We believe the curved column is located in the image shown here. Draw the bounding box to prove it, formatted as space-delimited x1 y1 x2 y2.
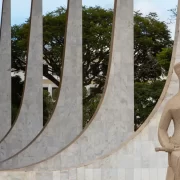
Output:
0 0 11 140
21 0 180 176
0 0 82 169
0 0 133 170
2 0 178 177
0 0 43 161
0 0 178 179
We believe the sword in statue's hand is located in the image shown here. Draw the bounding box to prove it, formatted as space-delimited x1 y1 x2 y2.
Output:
155 147 180 152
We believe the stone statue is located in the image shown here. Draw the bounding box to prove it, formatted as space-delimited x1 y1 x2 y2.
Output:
157 62 180 180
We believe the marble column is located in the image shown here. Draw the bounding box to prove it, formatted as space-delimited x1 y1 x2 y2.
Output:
0 0 43 161
0 0 82 169
0 0 133 170
0 0 11 140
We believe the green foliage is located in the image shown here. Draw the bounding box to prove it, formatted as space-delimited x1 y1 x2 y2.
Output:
11 24 29 72
168 6 177 22
83 87 101 128
52 88 59 100
12 106 19 125
11 76 24 124
11 7 173 130
43 7 66 77
11 75 55 125
134 12 173 82
43 90 55 125
134 80 165 130
156 48 172 76
83 6 113 89
133 12 172 129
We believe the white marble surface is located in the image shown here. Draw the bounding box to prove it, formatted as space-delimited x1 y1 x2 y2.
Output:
0 0 134 170
0 0 179 179
0 0 11 141
0 0 82 169
0 0 43 162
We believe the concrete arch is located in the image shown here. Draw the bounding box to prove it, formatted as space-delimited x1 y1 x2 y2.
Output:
0 0 177 179
0 0 83 168
0 0 43 161
0 0 11 140
0 0 134 170
17 0 179 178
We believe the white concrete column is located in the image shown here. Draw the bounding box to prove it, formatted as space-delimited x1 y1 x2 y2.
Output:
0 0 11 140
0 0 133 170
0 0 83 169
0 0 43 162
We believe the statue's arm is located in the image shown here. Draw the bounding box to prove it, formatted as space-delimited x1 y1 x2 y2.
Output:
158 106 172 148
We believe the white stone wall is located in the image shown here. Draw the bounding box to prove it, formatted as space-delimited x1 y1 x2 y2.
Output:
0 0 179 179
0 67 177 178
0 0 11 140
0 0 43 162
0 0 134 171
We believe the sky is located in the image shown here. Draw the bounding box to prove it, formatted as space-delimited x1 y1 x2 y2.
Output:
0 0 178 38
134 0 178 38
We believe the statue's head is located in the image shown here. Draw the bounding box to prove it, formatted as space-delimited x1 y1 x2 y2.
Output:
174 62 180 78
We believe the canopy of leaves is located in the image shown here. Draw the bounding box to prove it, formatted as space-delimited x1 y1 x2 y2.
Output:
12 76 55 125
11 7 173 130
134 80 166 130
156 47 172 76
43 90 55 125
83 87 101 128
12 76 24 124
134 12 173 82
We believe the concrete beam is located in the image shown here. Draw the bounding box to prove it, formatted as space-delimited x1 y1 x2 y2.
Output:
0 0 133 170
0 0 82 169
0 0 11 140
0 0 43 161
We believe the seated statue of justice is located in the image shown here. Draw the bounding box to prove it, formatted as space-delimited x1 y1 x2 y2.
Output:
156 62 180 180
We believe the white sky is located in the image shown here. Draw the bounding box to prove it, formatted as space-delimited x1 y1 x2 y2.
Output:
134 0 178 38
0 0 178 38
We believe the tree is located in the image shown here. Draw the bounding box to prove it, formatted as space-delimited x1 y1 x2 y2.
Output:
11 7 67 86
83 87 101 128
12 75 24 124
134 80 166 130
43 90 55 125
82 7 113 103
134 12 173 82
156 47 172 76
11 7 173 129
12 76 55 125
169 6 177 20
134 12 173 128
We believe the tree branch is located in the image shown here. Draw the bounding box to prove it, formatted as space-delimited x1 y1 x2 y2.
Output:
43 65 60 86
